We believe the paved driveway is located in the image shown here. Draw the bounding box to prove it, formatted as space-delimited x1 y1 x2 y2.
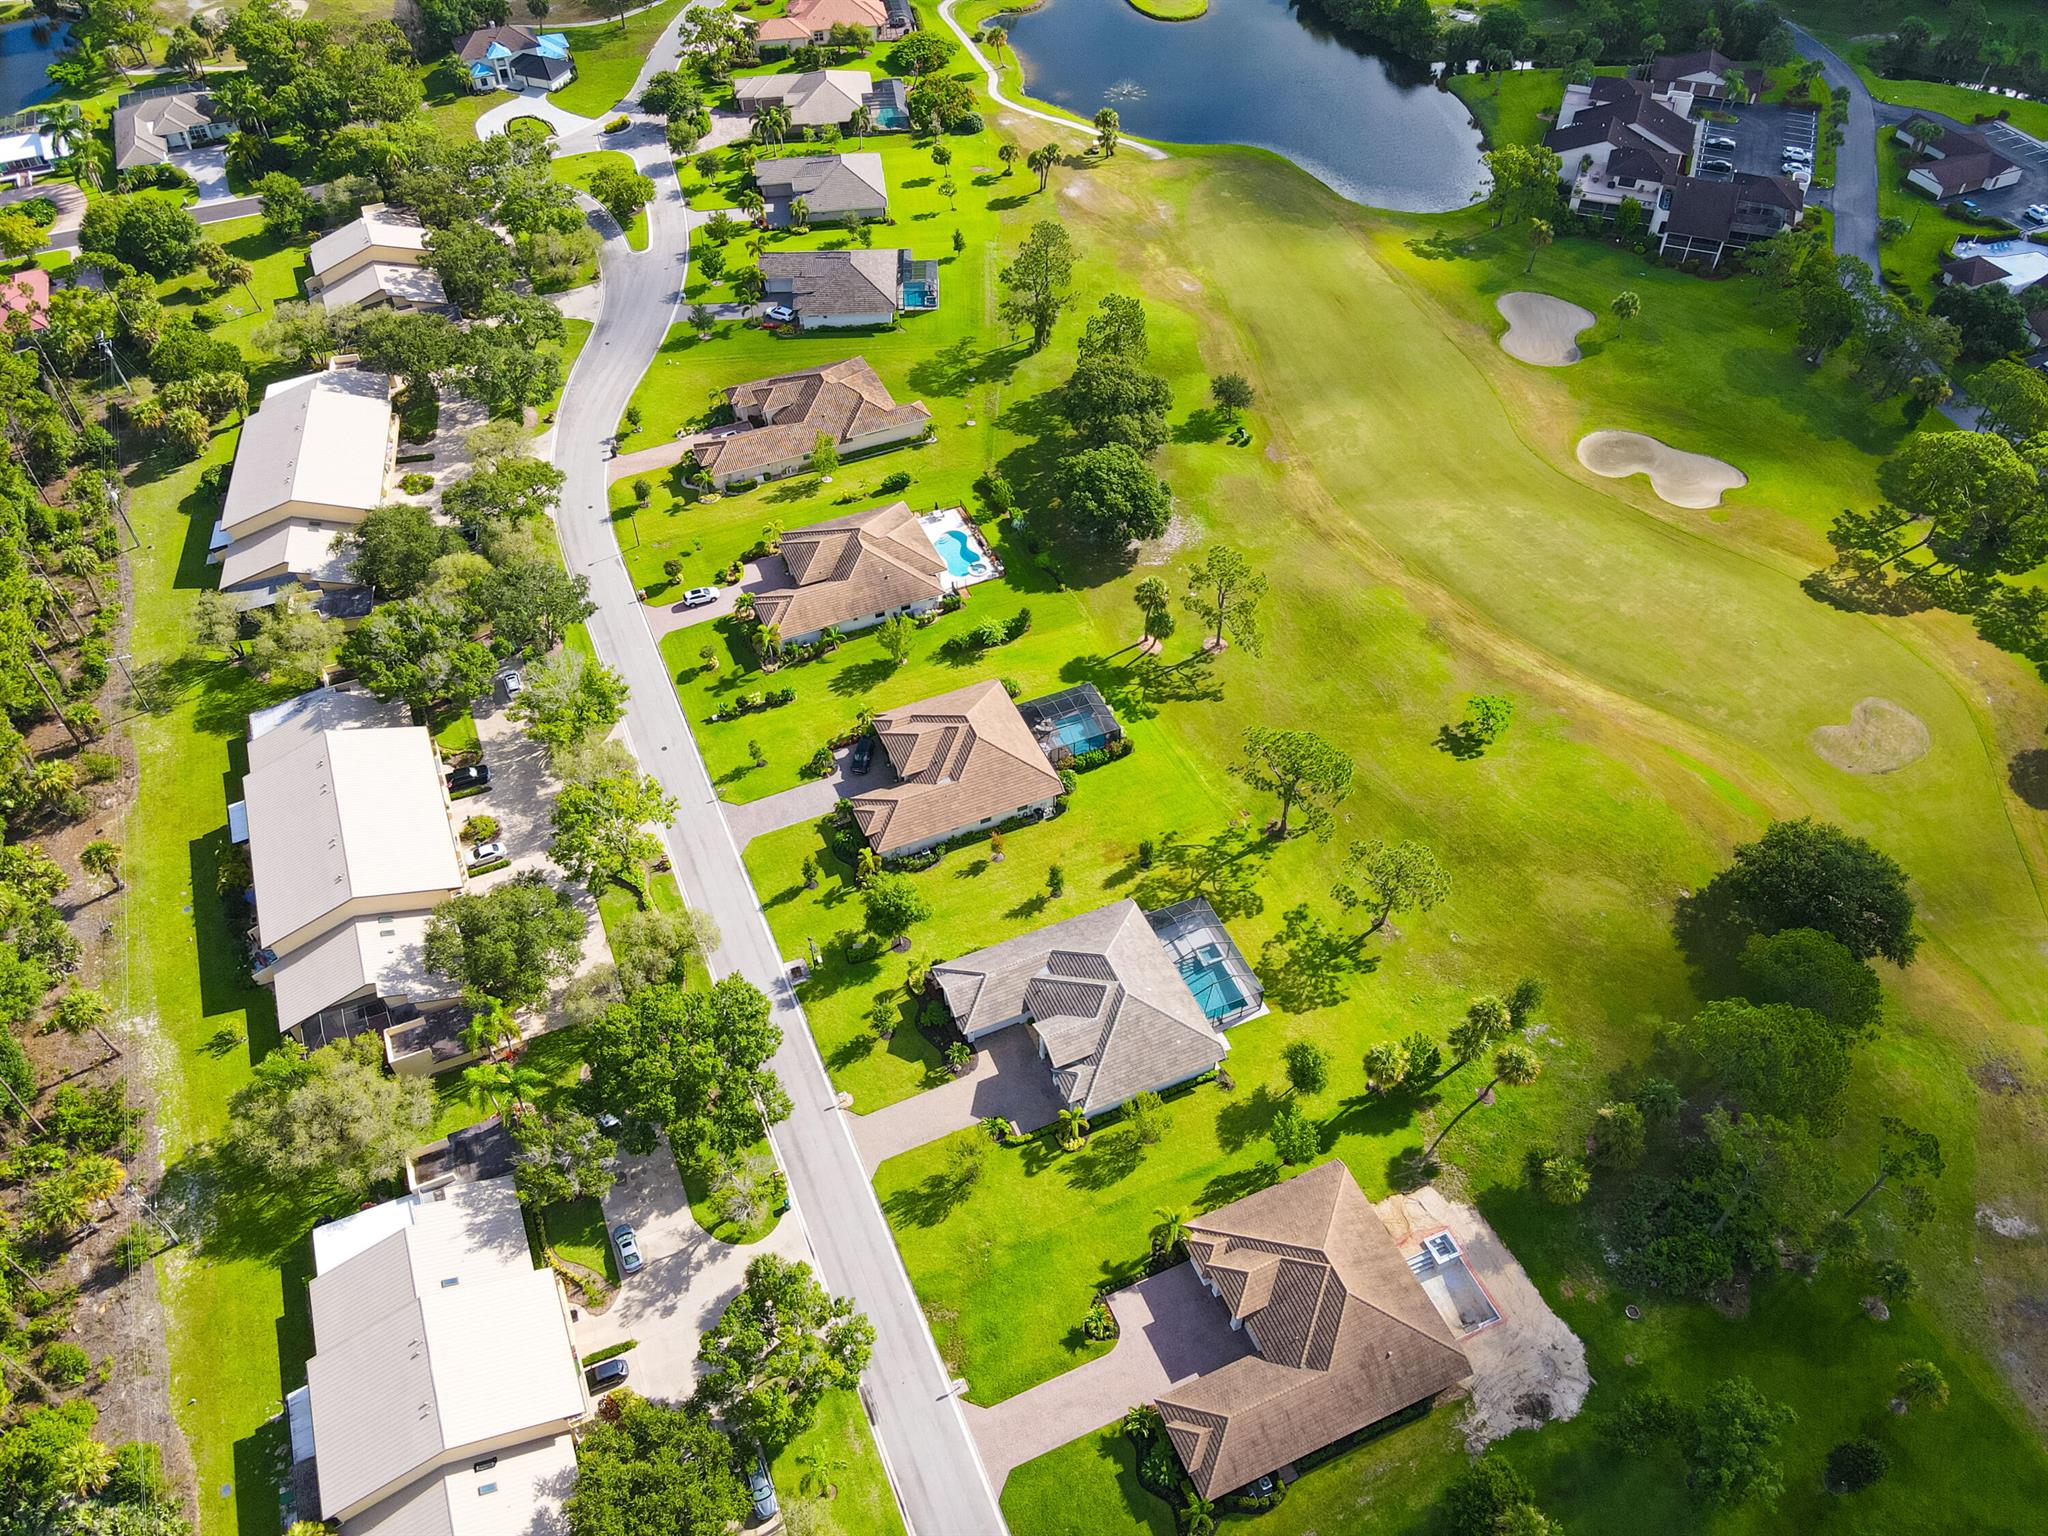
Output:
721 744 897 846
170 145 231 202
572 1143 811 1402
960 1262 1253 1486
851 1025 1063 1167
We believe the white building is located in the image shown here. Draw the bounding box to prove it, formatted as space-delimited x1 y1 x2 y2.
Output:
309 204 448 315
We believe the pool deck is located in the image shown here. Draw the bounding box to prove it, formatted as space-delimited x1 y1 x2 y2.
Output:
918 506 1001 589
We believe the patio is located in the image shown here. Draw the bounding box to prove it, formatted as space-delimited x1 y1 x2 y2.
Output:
918 505 1002 589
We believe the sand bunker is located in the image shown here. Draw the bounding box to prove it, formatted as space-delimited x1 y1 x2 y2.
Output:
1577 430 1746 509
1496 292 1595 366
1810 697 1931 775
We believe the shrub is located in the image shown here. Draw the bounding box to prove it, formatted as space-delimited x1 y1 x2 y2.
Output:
42 1341 91 1386
1082 1299 1116 1340
877 470 912 493
461 815 500 844
76 751 121 784
604 115 631 133
803 746 834 778
953 111 984 134
399 472 433 494
1269 1103 1319 1163
1000 677 1021 697
1826 1438 1890 1493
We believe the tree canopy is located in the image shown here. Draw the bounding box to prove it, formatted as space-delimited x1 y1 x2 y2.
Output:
563 1392 748 1536
423 873 587 1012
226 1035 433 1198
693 1253 875 1451
1679 818 1918 968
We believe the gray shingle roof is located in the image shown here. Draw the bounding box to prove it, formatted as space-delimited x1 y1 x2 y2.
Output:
112 87 228 169
754 151 889 216
761 247 903 319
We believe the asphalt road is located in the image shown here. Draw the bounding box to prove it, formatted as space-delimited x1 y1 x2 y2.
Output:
1789 24 1880 272
540 28 1008 1536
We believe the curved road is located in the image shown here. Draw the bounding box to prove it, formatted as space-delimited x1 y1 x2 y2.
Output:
1789 24 1880 271
531 27 1008 1536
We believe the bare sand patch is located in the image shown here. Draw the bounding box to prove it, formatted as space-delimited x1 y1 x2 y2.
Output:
1577 429 1746 509
1496 291 1595 366
1809 697 1931 775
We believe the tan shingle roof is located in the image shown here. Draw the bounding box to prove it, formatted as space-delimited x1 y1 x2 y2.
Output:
698 357 929 480
733 69 872 126
850 679 1064 855
1158 1162 1470 1498
752 501 944 637
931 899 1227 1113
221 368 394 532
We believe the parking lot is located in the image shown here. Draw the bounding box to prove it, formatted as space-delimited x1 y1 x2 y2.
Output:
1939 116 2048 229
1693 99 1818 184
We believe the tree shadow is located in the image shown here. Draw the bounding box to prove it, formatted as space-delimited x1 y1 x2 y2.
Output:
2009 747 2048 810
1256 905 1377 1013
1215 1083 1283 1153
1435 723 1487 759
880 1168 979 1229
1004 890 1050 922
1200 1159 1278 1209
827 657 899 697
1404 230 1484 261
1171 406 1231 445
1132 823 1272 922
1064 1128 1143 1191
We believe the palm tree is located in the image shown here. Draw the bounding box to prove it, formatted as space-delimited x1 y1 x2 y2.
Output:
849 104 872 147
998 142 1018 177
165 24 212 81
1424 1043 1540 1161
1120 1403 1162 1440
41 101 86 156
1028 142 1059 193
788 196 810 233
52 1437 115 1498
80 839 121 894
1056 1106 1089 1150
1894 1359 1948 1413
1150 1206 1188 1257
754 102 791 147
738 187 765 225
1180 1489 1217 1536
985 24 1008 63
1524 217 1552 274
61 135 109 193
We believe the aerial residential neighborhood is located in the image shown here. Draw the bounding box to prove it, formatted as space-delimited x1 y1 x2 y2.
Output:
2 2 2047 1536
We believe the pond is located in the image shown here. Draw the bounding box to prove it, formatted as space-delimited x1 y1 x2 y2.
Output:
995 0 1487 212
0 20 69 114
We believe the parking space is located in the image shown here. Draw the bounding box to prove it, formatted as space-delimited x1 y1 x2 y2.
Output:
1982 119 2048 172
1693 100 1817 183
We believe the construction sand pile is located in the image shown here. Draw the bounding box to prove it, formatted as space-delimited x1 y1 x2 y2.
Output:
1496 292 1595 366
1577 429 1746 509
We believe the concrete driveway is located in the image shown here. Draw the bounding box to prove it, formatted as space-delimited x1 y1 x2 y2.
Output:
170 145 230 203
721 741 898 846
571 1143 811 1403
477 89 605 141
960 1262 1254 1487
851 1025 1062 1168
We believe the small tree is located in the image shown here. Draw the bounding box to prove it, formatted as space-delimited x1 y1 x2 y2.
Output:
1537 1155 1590 1204
1094 106 1120 157
1132 575 1174 647
1057 1105 1089 1150
79 840 122 894
1234 727 1353 838
1893 1359 1947 1413
1182 546 1266 654
1331 838 1450 935
1424 1042 1538 1161
808 432 839 478
861 874 931 945
1128 1090 1168 1146
1461 693 1514 747
1686 1377 1796 1510
1046 863 1065 897
1281 1039 1330 1097
1524 218 1553 274
1269 1102 1319 1164
876 614 914 666
1825 1439 1889 1494
1150 1206 1188 1257
1210 373 1254 419
1610 289 1642 331
1363 1039 1409 1094
1843 1117 1944 1223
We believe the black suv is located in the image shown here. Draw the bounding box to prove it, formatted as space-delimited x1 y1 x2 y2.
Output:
849 733 875 775
447 763 490 792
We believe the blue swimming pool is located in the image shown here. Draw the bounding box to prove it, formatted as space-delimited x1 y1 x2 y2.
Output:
902 279 937 309
1040 711 1109 755
1178 946 1248 1020
932 528 985 579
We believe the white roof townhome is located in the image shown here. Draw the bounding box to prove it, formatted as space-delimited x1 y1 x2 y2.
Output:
309 204 448 315
238 687 466 1039
211 365 398 598
290 1178 586 1536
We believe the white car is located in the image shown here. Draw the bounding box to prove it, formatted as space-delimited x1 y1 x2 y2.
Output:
468 840 505 868
680 586 718 608
1782 146 1812 162
763 304 796 323
496 667 523 700
1706 134 1736 149
2025 204 2048 223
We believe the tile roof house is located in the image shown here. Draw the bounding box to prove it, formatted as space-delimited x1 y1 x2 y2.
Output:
931 898 1243 1114
850 679 1066 857
734 69 873 127
1157 1161 1472 1499
762 247 935 328
754 151 890 227
1659 172 1804 265
309 204 448 315
111 85 232 169
752 500 948 644
211 366 397 599
0 265 49 333
241 701 466 1038
695 356 930 488
1938 236 2048 292
1895 119 2024 198
457 24 575 92
755 0 899 50
293 1178 586 1535
1544 76 1699 228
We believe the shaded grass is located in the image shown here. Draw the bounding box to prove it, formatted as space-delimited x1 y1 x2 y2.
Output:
538 1194 621 1283
679 1132 785 1245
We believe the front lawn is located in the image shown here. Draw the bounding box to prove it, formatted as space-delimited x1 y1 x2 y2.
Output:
553 149 651 251
539 1194 621 1282
1874 134 2007 294
768 1387 908 1536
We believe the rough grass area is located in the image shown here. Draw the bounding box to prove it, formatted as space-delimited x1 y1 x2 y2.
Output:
552 0 693 118
1849 46 2048 144
768 1387 909 1536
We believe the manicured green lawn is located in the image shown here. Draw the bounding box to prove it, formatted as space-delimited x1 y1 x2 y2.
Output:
768 1387 908 1536
680 1133 786 1244
1124 0 1206 18
1446 67 1601 149
553 149 651 251
1874 133 2011 294
552 0 693 118
1849 47 2048 144
431 707 481 756
150 217 312 363
539 1194 621 1282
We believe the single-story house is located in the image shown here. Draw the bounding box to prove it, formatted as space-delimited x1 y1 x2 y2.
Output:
211 365 397 598
112 85 232 170
762 247 936 327
752 500 947 645
849 679 1066 857
755 0 899 51
932 896 1264 1114
695 355 930 488
239 687 466 1040
1940 236 2048 292
754 151 889 227
0 127 58 183
1157 1161 1472 1500
308 203 447 314
456 24 575 92
1895 118 2023 198
1658 172 1804 266
292 1177 586 1535
734 69 873 128
0 266 49 333
1648 47 1762 104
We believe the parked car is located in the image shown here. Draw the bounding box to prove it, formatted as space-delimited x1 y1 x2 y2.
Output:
1782 145 1812 161
596 1111 622 1133
680 586 718 609
848 732 875 775
1781 161 1808 175
447 763 490 792
585 1356 629 1392
2026 203 2048 223
1705 134 1736 149
1961 198 1982 213
747 1455 778 1523
1701 158 1733 174
468 840 506 868
611 1223 643 1275
763 304 796 323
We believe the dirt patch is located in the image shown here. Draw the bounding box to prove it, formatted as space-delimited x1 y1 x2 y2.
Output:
1809 697 1931 775
1495 292 1595 367
1577 429 1746 510
1973 1055 2032 1096
1162 268 1203 295
1979 1205 2043 1240
1375 1186 1591 1451
1134 512 1199 566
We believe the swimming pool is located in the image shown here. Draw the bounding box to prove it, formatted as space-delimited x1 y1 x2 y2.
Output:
1038 711 1110 755
932 527 986 579
902 279 936 309
1178 945 1248 1020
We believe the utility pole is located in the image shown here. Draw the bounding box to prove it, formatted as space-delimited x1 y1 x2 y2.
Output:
25 630 84 747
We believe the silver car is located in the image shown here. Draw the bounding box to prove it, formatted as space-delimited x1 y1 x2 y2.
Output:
611 1223 643 1275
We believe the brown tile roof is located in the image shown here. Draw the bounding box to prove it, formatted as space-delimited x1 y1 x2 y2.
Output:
931 900 1226 1113
757 0 887 35
456 23 543 62
851 679 1064 856
1913 134 2019 195
1158 1162 1470 1499
698 357 929 481
752 500 945 637
1943 253 2010 287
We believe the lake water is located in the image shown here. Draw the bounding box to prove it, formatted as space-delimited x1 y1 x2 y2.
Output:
997 0 1487 212
0 20 69 115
